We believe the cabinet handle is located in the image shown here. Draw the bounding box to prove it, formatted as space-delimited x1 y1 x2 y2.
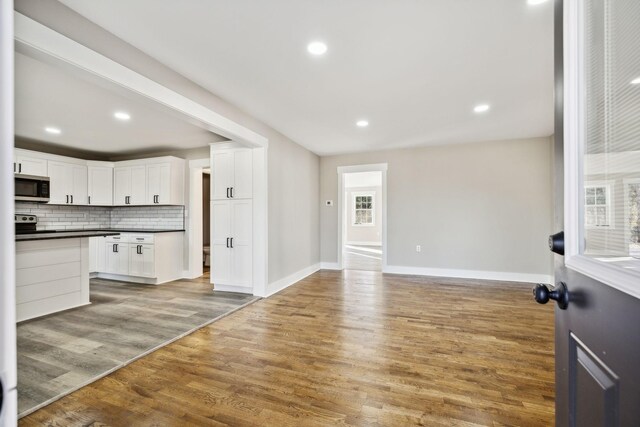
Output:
19 163 22 173
66 195 69 204
230 237 233 248
113 244 118 253
88 196 91 205
13 162 16 173
226 187 229 198
71 195 73 204
230 187 234 198
226 237 229 248
137 245 142 255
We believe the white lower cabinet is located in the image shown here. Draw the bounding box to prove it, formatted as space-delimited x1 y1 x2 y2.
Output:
210 200 252 290
105 241 129 275
129 244 155 278
92 232 183 284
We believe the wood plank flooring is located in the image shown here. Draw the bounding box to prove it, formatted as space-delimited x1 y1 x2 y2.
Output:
343 245 382 271
20 270 555 426
17 272 257 417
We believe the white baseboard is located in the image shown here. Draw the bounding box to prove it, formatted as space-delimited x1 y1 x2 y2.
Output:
265 263 321 297
214 284 253 294
320 262 341 270
345 241 382 246
383 265 553 284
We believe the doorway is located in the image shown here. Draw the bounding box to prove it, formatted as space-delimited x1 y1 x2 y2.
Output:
337 164 388 272
202 169 211 278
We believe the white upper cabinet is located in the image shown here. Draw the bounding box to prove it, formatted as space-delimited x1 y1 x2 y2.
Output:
87 163 114 206
211 148 252 200
14 149 186 206
14 151 47 176
115 158 184 206
114 165 147 205
47 160 88 205
146 159 184 205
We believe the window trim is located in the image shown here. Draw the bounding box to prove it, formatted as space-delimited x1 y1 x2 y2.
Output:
352 191 375 227
584 180 615 230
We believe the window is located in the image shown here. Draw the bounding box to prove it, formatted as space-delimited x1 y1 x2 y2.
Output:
585 183 614 228
352 193 374 226
624 180 640 257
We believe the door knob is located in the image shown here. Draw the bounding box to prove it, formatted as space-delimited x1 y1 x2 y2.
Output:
533 282 569 310
549 231 564 255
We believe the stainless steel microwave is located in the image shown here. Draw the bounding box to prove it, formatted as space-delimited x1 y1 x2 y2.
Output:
15 174 50 203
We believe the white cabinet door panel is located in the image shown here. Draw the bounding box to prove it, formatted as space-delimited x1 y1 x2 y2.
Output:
232 150 252 199
16 155 47 176
113 167 131 206
147 163 171 204
105 242 128 275
231 200 252 286
130 165 147 205
211 201 231 284
71 165 87 205
88 166 113 205
211 151 232 200
47 161 70 205
129 244 155 277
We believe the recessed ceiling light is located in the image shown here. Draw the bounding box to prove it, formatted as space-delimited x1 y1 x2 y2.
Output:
356 120 369 128
474 104 490 113
527 0 549 5
307 41 328 56
114 111 131 121
44 127 61 134
631 77 640 85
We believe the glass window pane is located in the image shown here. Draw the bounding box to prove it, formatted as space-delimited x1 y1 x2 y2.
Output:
583 0 640 269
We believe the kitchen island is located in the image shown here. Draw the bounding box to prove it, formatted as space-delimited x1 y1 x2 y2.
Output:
15 230 120 322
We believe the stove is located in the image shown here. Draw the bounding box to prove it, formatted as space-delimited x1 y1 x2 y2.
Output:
15 214 40 234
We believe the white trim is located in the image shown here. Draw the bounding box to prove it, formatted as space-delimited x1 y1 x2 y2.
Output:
345 241 382 246
563 0 640 300
0 1 17 425
337 163 388 174
383 265 553 284
265 263 321 298
337 164 388 271
213 284 254 294
186 158 210 279
14 12 267 148
320 262 341 270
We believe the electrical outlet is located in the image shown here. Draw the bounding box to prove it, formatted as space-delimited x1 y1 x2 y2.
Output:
416 245 421 253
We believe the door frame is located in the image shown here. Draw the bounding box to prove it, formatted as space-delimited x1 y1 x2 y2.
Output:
0 0 17 425
337 163 388 270
563 0 640 299
185 158 210 279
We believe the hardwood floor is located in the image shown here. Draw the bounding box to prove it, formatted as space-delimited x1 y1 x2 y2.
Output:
17 273 256 417
343 245 382 271
20 270 555 426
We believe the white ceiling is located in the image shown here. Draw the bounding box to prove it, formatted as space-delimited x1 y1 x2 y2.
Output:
59 0 555 156
345 171 382 188
15 53 226 154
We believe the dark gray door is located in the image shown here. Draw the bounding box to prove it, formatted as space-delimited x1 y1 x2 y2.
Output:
541 1 640 426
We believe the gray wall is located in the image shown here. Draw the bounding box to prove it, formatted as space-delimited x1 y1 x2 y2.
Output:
16 1 321 285
321 137 554 276
345 186 382 245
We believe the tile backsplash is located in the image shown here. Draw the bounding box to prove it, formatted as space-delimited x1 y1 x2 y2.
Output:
15 203 185 231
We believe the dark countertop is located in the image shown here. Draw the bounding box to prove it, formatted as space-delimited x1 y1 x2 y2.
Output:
16 230 121 242
15 228 185 242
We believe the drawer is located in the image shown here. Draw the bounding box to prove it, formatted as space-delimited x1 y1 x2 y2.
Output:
129 234 155 244
105 234 128 243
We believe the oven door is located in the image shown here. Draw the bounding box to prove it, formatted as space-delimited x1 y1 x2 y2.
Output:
14 174 49 202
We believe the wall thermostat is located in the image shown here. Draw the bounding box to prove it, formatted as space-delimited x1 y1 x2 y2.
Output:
325 200 333 206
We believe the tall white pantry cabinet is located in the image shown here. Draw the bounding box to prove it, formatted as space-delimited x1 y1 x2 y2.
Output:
210 147 253 293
